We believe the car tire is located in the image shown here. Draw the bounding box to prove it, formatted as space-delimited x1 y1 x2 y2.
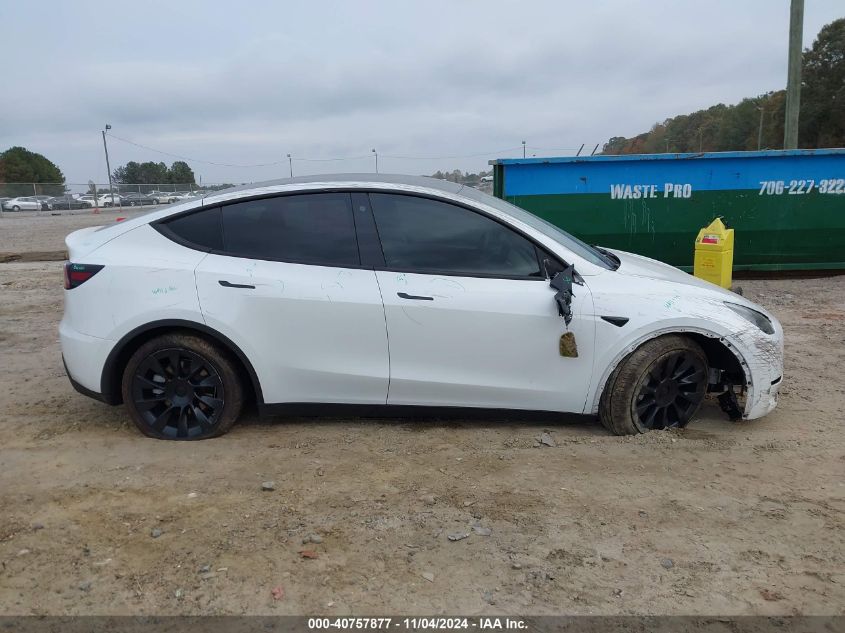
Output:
12 205 20 211
599 335 708 435
121 333 244 440
129 201 136 206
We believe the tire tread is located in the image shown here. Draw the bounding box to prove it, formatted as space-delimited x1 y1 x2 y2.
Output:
598 335 707 435
120 333 243 440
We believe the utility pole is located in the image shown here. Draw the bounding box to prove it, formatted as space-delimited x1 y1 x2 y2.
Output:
372 149 378 173
757 106 766 150
287 154 293 178
102 125 115 206
783 0 804 149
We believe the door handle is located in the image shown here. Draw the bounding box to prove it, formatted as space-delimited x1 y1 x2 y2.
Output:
397 292 433 301
219 280 255 289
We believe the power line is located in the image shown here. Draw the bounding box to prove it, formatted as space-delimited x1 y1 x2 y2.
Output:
525 145 582 152
294 155 372 162
106 133 287 168
381 147 525 160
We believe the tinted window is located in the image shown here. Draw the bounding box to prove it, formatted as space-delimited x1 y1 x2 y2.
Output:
221 193 359 266
455 186 614 270
163 207 223 251
369 193 541 277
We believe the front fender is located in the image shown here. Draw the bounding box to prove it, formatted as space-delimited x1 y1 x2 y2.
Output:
583 281 781 419
585 322 754 416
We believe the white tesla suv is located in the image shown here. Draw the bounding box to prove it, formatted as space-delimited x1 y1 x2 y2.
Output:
60 175 783 440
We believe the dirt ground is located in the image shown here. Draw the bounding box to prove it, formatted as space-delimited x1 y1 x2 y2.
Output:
0 212 843 616
0 208 150 259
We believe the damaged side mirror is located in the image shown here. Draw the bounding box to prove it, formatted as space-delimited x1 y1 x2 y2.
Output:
549 264 575 326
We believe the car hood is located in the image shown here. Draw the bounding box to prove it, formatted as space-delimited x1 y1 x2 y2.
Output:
606 247 739 299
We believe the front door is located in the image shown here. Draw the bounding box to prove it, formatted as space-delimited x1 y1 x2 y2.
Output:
367 192 596 413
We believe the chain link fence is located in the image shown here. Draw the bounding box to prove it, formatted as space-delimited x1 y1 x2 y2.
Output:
0 182 236 215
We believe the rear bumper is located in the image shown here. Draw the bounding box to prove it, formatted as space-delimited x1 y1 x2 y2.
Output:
62 356 110 404
59 318 116 403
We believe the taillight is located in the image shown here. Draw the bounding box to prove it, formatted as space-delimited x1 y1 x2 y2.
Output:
63 262 104 289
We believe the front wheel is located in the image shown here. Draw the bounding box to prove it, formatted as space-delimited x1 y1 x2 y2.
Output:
599 335 708 435
121 334 244 440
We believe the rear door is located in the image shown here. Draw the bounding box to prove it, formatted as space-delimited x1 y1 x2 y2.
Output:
162 192 390 406
366 192 596 413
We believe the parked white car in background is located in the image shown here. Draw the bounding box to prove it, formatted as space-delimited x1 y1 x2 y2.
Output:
77 194 120 208
149 192 179 204
171 192 197 201
60 174 783 440
78 195 102 208
2 196 42 211
99 193 122 207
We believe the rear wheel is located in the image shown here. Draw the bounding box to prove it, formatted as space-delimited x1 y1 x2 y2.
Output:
12 205 20 211
599 335 708 435
121 334 243 440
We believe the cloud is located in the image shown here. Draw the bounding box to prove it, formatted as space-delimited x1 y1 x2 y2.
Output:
1 0 842 184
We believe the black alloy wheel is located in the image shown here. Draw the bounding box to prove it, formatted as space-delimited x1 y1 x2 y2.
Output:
131 348 225 439
632 350 707 429
599 335 710 435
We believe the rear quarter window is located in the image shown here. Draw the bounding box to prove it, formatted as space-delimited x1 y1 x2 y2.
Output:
159 207 223 251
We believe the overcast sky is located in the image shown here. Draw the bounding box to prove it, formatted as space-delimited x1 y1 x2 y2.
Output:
1 0 842 186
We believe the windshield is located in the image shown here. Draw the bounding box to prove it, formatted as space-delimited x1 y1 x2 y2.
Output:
456 185 615 270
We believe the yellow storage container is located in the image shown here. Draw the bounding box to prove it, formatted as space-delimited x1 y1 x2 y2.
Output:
693 217 734 289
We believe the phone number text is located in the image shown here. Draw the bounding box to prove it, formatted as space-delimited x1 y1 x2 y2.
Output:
758 178 844 195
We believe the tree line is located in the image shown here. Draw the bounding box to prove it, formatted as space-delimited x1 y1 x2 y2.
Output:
0 147 66 196
602 18 844 155
112 160 196 186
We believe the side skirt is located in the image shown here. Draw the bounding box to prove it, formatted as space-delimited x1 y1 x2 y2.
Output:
258 402 597 424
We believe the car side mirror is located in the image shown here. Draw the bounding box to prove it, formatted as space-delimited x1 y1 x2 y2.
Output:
549 265 576 325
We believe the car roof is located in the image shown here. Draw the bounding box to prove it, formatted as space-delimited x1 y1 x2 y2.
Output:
209 173 466 198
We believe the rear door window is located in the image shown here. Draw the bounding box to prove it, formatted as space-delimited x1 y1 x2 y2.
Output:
221 193 359 266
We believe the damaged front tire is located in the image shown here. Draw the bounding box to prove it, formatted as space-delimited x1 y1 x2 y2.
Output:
599 335 709 435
